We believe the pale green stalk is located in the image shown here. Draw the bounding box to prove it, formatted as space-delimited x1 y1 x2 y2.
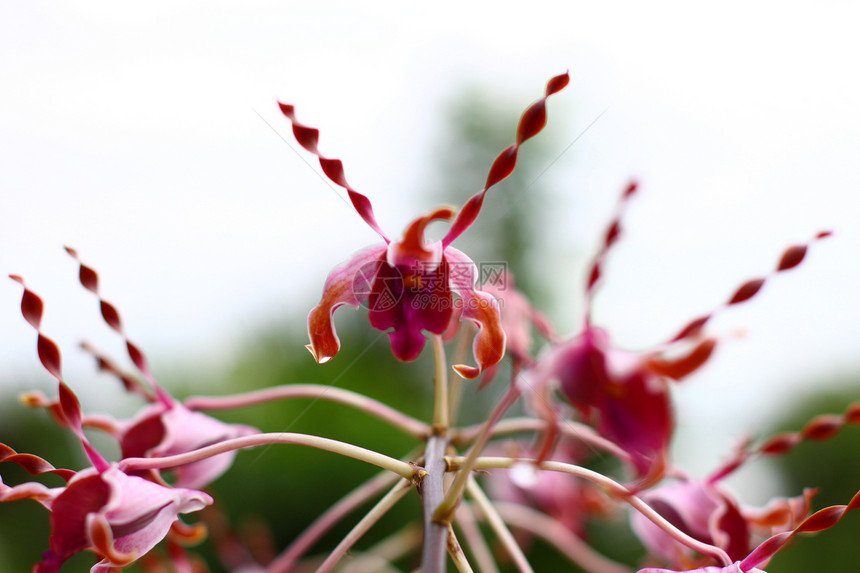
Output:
456 456 733 567
185 384 430 439
316 479 413 573
447 525 474 573
119 433 419 480
466 476 534 573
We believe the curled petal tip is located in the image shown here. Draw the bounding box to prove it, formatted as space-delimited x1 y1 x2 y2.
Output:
452 364 480 380
277 101 295 117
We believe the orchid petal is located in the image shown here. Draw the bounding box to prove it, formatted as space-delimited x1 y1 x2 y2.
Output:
385 206 453 269
94 467 211 568
0 476 62 509
637 564 762 573
154 405 257 489
277 103 390 242
445 247 505 379
443 72 570 247
121 402 257 489
307 244 387 363
369 256 453 362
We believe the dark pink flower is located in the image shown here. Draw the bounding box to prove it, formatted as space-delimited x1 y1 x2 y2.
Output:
6 277 213 571
279 72 569 378
520 184 829 477
637 565 765 573
631 453 816 572
119 401 257 490
36 465 211 573
631 478 750 565
62 249 259 489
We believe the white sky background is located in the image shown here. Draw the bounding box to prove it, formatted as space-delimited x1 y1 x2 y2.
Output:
1 1 859 486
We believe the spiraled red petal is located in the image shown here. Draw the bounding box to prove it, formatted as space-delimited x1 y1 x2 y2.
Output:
777 245 807 271
729 279 765 305
647 339 717 381
443 72 569 247
277 102 389 242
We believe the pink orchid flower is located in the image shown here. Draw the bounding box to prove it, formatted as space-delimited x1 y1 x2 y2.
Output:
635 487 860 572
631 448 816 571
637 565 765 573
631 478 751 566
62 249 258 489
3 279 212 572
37 464 211 573
2 440 211 573
451 270 556 387
520 184 830 477
278 72 569 378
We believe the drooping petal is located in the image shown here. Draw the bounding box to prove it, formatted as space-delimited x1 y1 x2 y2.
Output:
444 247 505 379
93 467 211 569
637 564 762 573
38 471 112 572
632 479 749 565
120 402 257 489
307 244 388 363
153 405 257 489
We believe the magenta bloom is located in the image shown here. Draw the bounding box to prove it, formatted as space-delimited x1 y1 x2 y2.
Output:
279 72 569 378
521 185 829 477
1 386 210 573
62 249 258 489
119 401 257 489
36 465 211 573
631 458 816 571
637 565 765 573
631 478 750 565
6 277 214 571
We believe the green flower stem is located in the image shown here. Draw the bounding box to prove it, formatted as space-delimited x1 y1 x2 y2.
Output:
431 334 449 434
447 524 474 573
119 433 420 481
185 384 430 439
466 476 534 573
454 504 500 573
266 470 402 573
491 501 633 573
433 385 520 525
316 479 414 573
453 456 733 567
450 416 633 464
447 325 473 423
342 523 422 573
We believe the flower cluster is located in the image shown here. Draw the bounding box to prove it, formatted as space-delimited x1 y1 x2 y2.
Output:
1 72 857 573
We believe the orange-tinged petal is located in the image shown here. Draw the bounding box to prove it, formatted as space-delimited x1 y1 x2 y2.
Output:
445 247 506 379
307 244 387 363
